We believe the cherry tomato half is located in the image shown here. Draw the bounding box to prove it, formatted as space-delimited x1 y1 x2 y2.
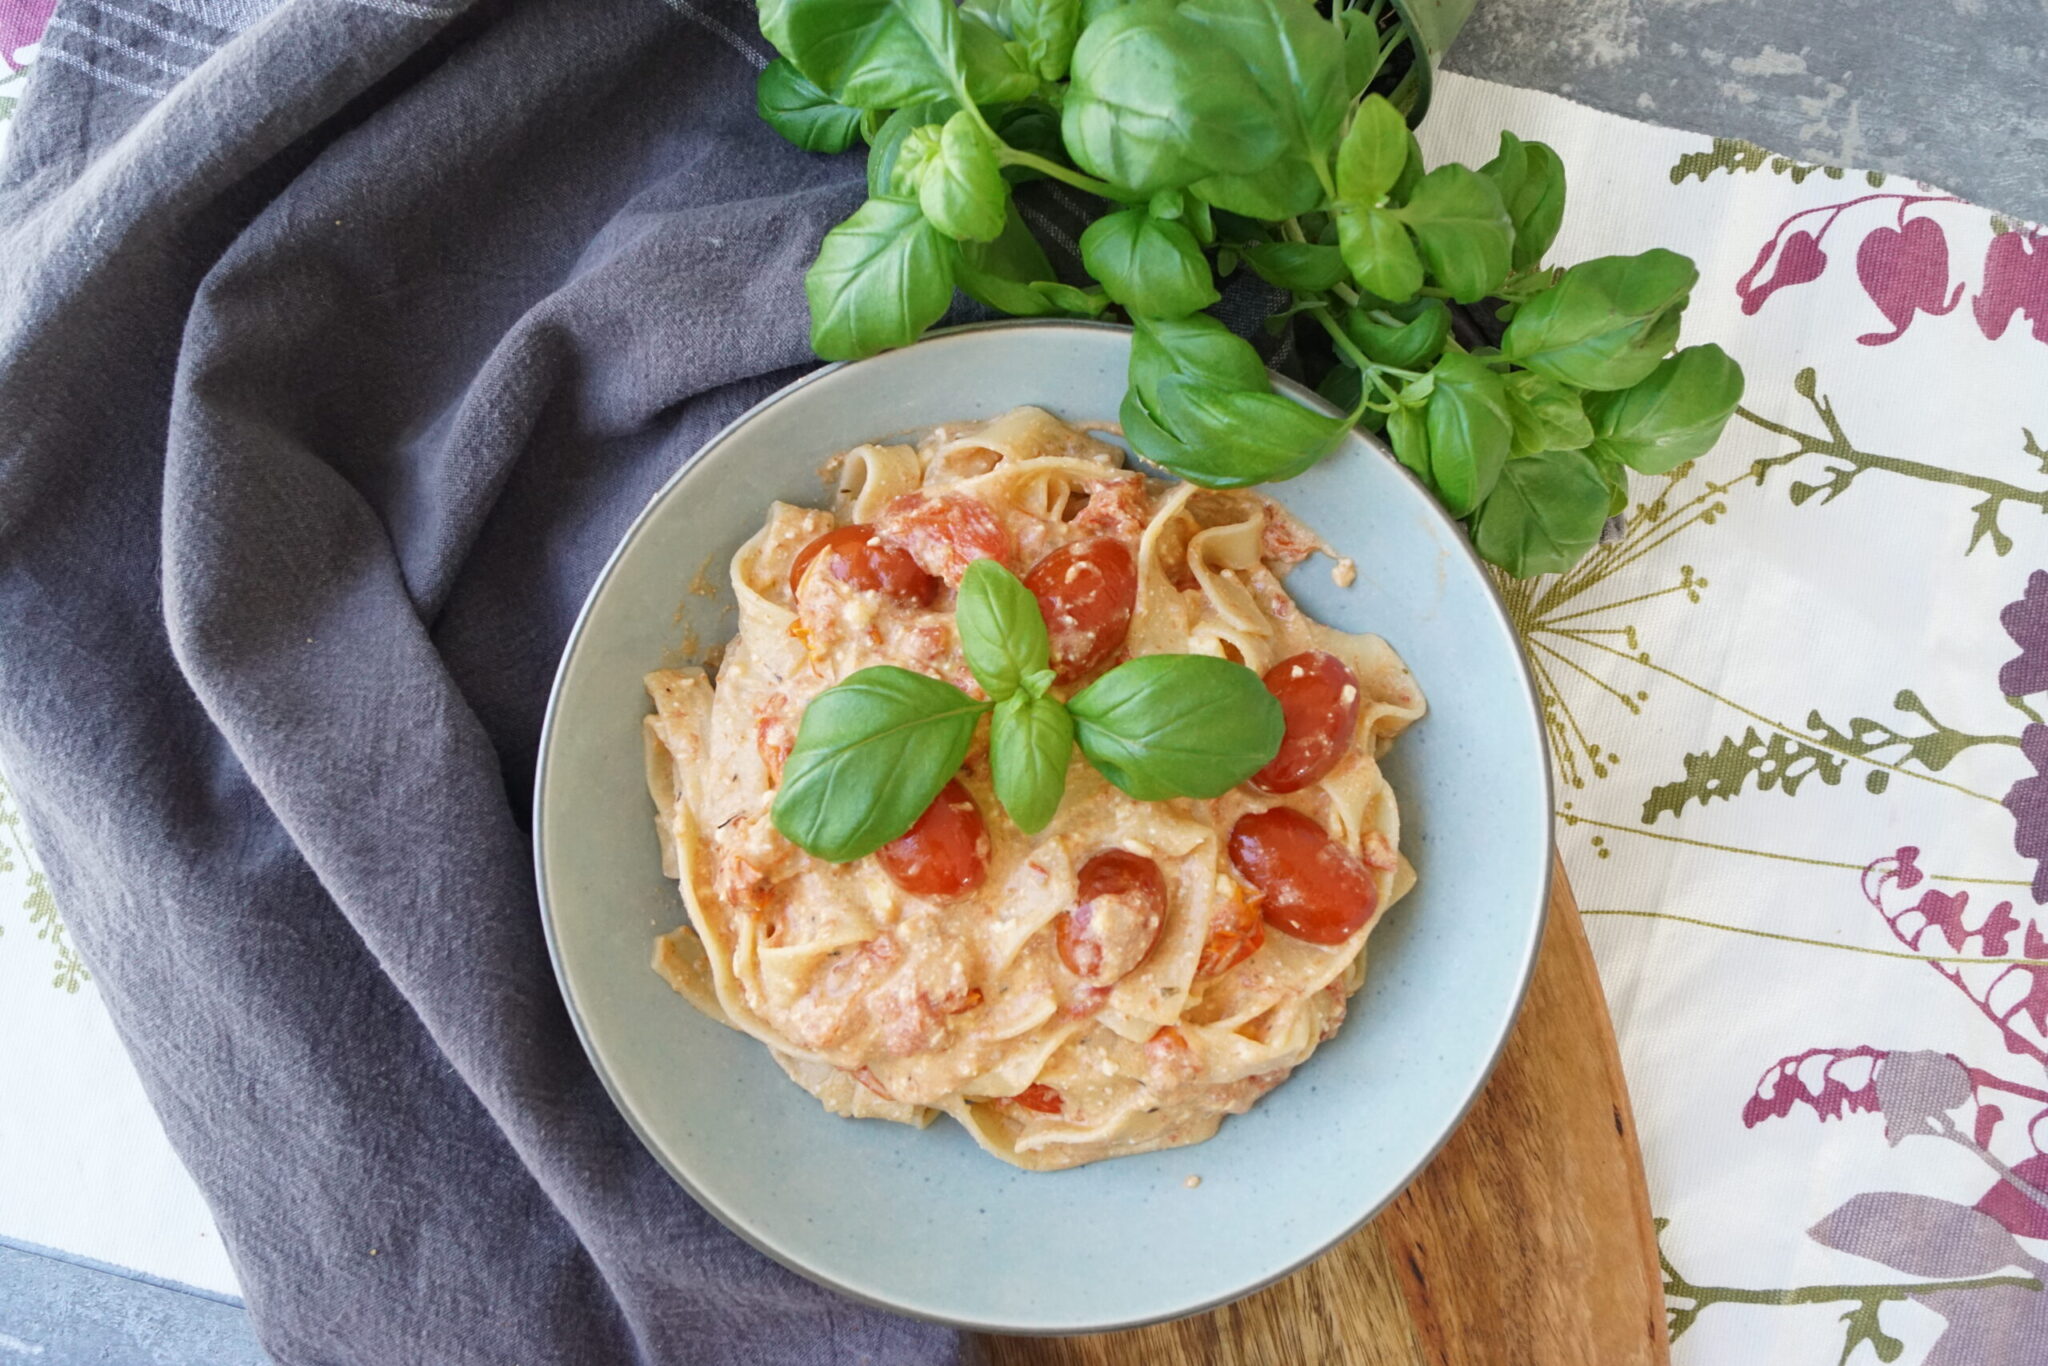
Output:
1196 881 1265 978
1054 849 1166 984
788 524 938 606
1227 807 1378 946
1024 537 1138 684
1008 1082 1064 1115
1252 652 1363 793
878 492 1012 584
878 779 988 897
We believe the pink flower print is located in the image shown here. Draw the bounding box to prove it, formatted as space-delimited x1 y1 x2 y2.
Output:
2 0 57 71
2000 571 2048 699
2006 725 2048 905
1736 229 1828 315
1974 230 2048 344
1744 1045 1885 1127
1855 217 1965 345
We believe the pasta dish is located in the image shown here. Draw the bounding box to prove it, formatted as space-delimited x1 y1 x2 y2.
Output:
642 407 1423 1169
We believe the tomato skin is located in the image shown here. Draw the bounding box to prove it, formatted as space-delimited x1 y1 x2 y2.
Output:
878 492 1013 584
1227 807 1378 945
1145 1026 1201 1084
789 525 938 605
1054 849 1167 984
1196 881 1265 977
1009 1082 1064 1115
1252 652 1363 793
877 780 989 896
1024 537 1139 683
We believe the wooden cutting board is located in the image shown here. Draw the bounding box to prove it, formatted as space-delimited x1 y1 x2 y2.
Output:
985 856 1668 1366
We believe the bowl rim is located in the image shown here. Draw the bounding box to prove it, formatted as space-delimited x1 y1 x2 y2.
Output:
532 316 1554 1334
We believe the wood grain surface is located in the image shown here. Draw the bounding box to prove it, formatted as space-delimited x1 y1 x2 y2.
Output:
985 856 1667 1366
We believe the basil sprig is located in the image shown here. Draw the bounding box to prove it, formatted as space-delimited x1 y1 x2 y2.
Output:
770 559 1284 860
752 0 1747 582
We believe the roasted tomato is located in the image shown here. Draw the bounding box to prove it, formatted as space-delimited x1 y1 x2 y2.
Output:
1007 1082 1064 1115
1227 807 1378 945
1196 880 1265 977
1252 651 1362 793
788 524 938 605
877 779 989 896
1024 537 1139 684
1054 849 1167 984
878 492 1012 584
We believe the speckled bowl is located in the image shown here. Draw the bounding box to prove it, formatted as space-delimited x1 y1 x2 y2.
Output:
533 320 1550 1333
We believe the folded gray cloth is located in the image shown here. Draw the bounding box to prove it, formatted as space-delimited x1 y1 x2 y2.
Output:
0 2 978 1362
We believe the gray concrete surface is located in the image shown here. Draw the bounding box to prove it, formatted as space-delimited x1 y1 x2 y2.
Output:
0 1242 266 1365
1444 0 2048 221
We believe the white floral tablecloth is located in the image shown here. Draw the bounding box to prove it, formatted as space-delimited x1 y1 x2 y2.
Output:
6 10 2048 1357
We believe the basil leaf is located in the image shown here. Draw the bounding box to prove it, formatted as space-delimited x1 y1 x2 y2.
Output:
1507 139 1565 270
757 60 864 154
761 0 961 111
1031 281 1111 315
1336 94 1407 206
1478 130 1527 214
866 103 953 197
1178 0 1343 218
1003 0 1082 80
1129 313 1269 400
920 111 1010 242
960 11 1039 103
957 559 1053 701
1470 449 1612 577
1392 164 1512 303
1340 297 1451 371
805 197 956 360
1145 376 1349 487
1385 400 1430 480
772 666 991 861
1242 241 1349 292
1503 370 1594 457
1063 3 1281 193
1338 5 1390 94
1502 249 1698 391
1584 342 1745 473
1337 203 1423 301
1422 351 1512 516
993 104 1064 177
992 692 1074 833
1080 208 1219 318
954 203 1062 315
1592 450 1632 516
890 124 945 196
1070 654 1283 800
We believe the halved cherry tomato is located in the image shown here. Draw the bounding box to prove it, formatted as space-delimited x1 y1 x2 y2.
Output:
1024 537 1138 683
1252 651 1363 793
1196 881 1264 977
878 779 988 897
788 524 937 605
1145 1026 1200 1084
878 492 1012 584
1008 1082 1064 1115
1228 807 1378 945
1054 849 1166 984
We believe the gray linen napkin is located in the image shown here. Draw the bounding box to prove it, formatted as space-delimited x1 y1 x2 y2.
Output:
0 2 979 1362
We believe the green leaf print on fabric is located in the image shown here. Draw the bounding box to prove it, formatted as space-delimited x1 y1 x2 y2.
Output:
1668 137 1886 189
0 769 87 993
1641 727 1844 823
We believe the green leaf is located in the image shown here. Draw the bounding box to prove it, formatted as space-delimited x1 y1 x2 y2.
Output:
1385 400 1430 479
920 111 1010 242
1388 129 1424 205
1478 130 1528 213
1338 6 1389 94
992 692 1074 833
1242 241 1349 292
772 666 991 860
1069 654 1283 799
1340 297 1451 371
1003 0 1083 79
957 559 1053 700
1178 0 1344 218
1506 139 1565 270
993 104 1064 177
1584 342 1745 473
1469 448 1611 577
1128 312 1270 399
1063 2 1282 193
761 0 961 110
1337 204 1423 301
1503 369 1594 457
1392 164 1512 303
805 197 956 360
1421 351 1512 516
890 124 946 195
960 11 1040 102
1032 281 1111 315
1080 208 1220 318
866 103 954 197
1502 249 1698 391
757 60 865 154
1143 377 1350 487
1336 94 1408 205
955 203 1062 315
1591 451 1631 515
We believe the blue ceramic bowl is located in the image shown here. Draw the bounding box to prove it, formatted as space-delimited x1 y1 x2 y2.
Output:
534 320 1550 1333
